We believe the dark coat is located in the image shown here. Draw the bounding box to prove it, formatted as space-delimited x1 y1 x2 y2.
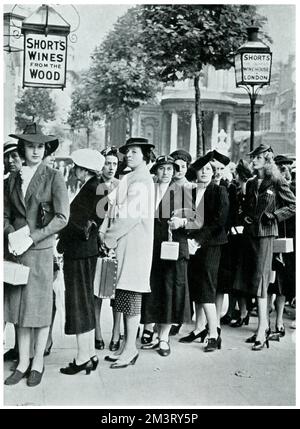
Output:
244 175 296 237
187 182 229 247
141 182 191 324
58 175 103 259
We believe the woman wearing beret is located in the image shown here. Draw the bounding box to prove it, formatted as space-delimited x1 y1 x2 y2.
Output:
4 123 69 386
140 156 191 356
101 137 155 368
178 153 229 351
234 144 295 350
58 149 105 375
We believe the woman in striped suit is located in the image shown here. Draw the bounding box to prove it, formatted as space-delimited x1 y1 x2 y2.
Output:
234 144 295 350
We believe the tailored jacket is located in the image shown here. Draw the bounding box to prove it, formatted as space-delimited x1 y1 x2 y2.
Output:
4 163 69 250
243 175 296 237
187 182 229 247
58 175 104 259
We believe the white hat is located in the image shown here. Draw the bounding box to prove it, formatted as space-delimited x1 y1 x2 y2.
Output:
71 149 105 173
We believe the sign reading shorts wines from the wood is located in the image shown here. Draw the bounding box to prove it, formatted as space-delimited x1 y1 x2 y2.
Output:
23 33 68 89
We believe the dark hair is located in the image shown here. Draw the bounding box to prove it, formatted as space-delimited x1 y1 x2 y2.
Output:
171 152 191 167
17 139 53 159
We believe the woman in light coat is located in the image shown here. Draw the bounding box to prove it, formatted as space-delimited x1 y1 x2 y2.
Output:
101 137 155 368
4 123 69 386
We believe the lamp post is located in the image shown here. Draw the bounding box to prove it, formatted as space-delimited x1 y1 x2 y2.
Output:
234 24 272 151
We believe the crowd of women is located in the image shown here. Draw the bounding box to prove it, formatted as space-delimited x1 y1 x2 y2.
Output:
3 122 296 387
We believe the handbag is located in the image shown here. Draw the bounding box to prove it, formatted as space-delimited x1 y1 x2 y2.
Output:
273 221 294 253
4 260 30 285
93 252 118 299
160 227 179 261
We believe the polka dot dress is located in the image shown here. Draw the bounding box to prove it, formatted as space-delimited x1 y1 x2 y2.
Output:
114 289 142 316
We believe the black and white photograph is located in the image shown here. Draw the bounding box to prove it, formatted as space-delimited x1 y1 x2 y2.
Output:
2 0 297 410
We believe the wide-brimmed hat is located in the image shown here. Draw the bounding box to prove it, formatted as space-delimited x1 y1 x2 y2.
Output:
186 151 215 181
274 155 294 166
150 155 179 174
247 143 273 157
212 150 230 166
9 123 59 155
3 140 18 156
119 137 155 154
236 159 253 181
71 149 105 173
170 149 192 165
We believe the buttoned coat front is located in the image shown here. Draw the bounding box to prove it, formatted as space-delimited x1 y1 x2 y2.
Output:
4 163 69 327
103 164 154 293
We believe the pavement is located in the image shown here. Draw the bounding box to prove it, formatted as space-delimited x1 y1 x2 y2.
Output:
3 301 296 408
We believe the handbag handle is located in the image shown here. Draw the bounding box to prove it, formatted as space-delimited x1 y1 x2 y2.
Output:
168 226 173 242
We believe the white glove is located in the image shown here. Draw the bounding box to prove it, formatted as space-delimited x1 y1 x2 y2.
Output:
187 239 201 255
168 217 187 230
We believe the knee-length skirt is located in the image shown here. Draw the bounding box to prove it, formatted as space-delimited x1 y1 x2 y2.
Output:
63 256 97 335
188 246 221 304
141 257 191 324
234 234 274 298
4 247 54 328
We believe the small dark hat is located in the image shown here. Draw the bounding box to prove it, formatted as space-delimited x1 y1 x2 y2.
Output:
9 123 59 155
236 159 253 181
212 150 230 166
101 146 120 160
274 155 294 166
150 155 179 174
119 137 155 154
3 140 18 156
247 143 273 157
170 149 192 165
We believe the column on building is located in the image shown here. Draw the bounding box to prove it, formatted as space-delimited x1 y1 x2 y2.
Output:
161 111 169 155
211 112 219 149
226 114 234 153
189 112 197 161
170 110 178 153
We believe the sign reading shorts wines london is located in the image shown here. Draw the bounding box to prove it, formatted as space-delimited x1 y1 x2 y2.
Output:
23 33 68 89
241 52 272 84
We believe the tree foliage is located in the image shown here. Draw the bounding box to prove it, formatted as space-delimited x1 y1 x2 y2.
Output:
88 7 160 135
67 73 102 147
15 88 56 131
138 4 270 155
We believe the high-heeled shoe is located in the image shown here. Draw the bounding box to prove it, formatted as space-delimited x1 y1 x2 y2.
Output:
104 355 119 362
141 337 160 350
179 329 208 343
252 338 269 351
230 314 250 328
109 337 120 352
246 328 271 343
60 359 93 375
141 329 154 345
169 324 182 336
204 336 222 352
157 340 171 357
275 325 285 337
90 356 99 371
110 354 139 369
95 339 105 350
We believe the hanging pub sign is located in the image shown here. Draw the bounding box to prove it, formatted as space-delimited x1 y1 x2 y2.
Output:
23 33 68 88
21 5 70 89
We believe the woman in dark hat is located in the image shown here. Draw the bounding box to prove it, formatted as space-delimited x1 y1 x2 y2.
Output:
140 156 191 356
100 137 155 368
4 123 69 386
58 149 105 375
177 152 229 352
233 144 295 350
